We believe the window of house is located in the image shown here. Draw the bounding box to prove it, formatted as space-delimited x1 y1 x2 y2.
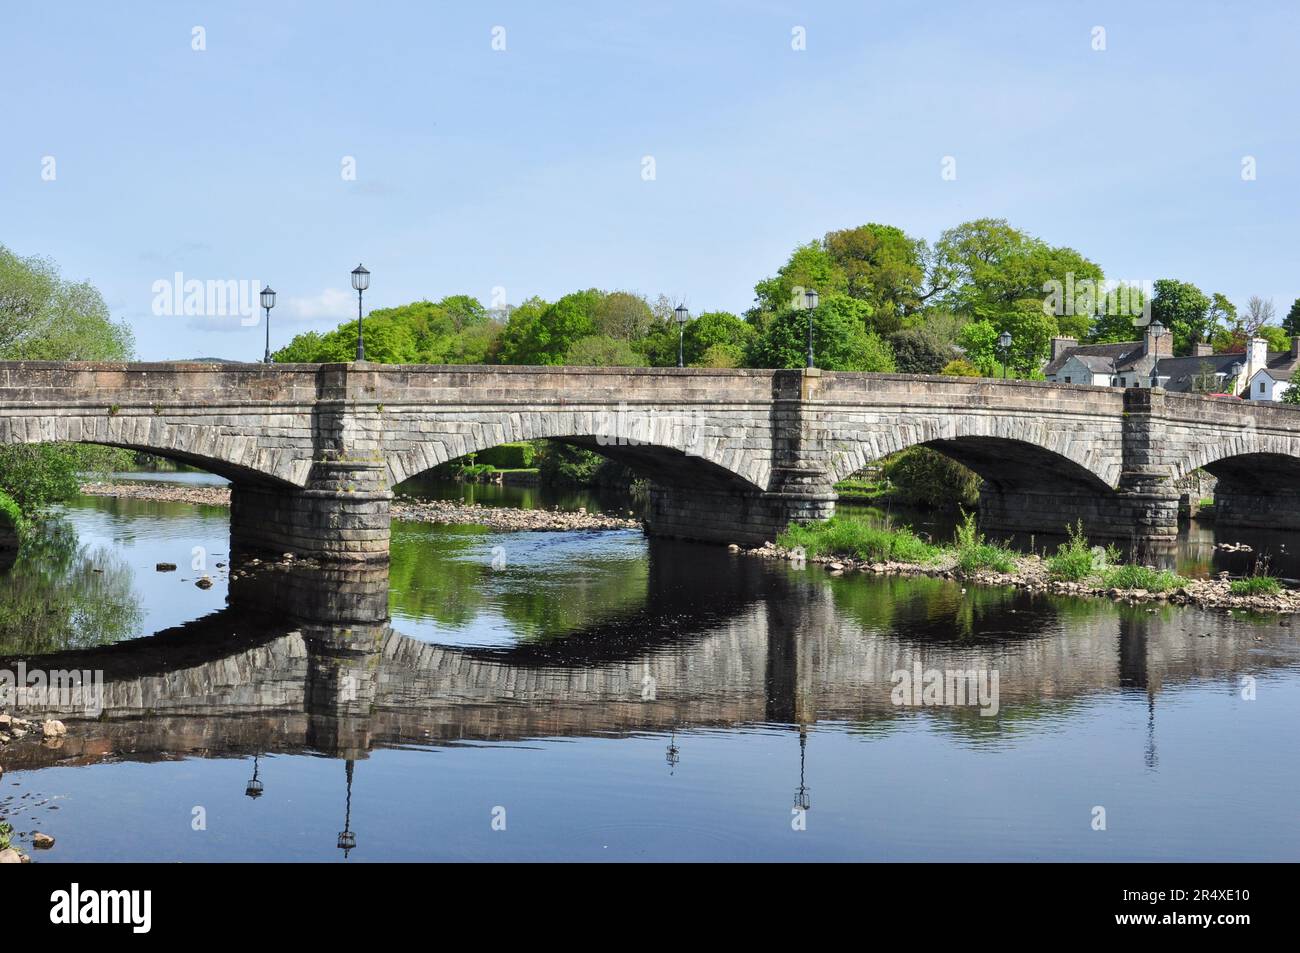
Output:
1260 381 1266 393
1064 376 1071 383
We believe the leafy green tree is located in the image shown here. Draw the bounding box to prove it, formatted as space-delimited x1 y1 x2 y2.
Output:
592 291 653 341
823 223 927 331
750 242 849 327
682 311 754 366
887 327 951 374
0 246 135 515
941 357 981 377
696 343 744 367
563 334 641 366
1283 368 1300 405
747 293 894 371
1150 279 1211 355
497 290 600 364
1090 282 1150 343
0 245 134 359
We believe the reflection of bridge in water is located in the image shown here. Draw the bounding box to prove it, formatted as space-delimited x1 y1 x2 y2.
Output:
2 545 1294 772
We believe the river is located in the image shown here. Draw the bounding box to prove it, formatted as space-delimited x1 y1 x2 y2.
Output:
0 475 1298 861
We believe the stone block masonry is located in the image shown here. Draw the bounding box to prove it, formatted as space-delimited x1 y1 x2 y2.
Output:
4 361 1300 558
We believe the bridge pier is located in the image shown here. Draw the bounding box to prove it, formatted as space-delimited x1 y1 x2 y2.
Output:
977 485 1181 544
1215 488 1300 531
646 483 836 546
230 459 391 563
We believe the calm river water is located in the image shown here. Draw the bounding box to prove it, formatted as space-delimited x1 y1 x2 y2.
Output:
1 476 1298 862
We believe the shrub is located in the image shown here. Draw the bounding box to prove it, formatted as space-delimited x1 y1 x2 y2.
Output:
778 516 938 564
951 510 1018 573
882 447 980 510
941 357 982 377
1100 564 1186 593
0 488 23 540
1229 576 1281 596
475 442 536 470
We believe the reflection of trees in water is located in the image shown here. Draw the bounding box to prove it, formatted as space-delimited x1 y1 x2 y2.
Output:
0 516 144 654
388 525 648 641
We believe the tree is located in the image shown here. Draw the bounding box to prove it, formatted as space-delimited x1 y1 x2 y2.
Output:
1283 368 1300 405
823 223 927 332
0 246 135 515
888 327 951 374
682 311 754 366
563 334 641 367
746 293 894 371
592 291 653 341
1150 279 1211 355
1088 282 1150 343
750 241 849 328
1284 297 1300 336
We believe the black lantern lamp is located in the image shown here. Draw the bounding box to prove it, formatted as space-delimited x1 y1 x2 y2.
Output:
350 264 371 362
804 289 819 368
260 286 276 364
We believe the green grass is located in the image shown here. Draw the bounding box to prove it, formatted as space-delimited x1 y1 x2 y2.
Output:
831 477 890 502
952 511 1018 573
1100 564 1187 593
778 516 939 563
1229 575 1281 596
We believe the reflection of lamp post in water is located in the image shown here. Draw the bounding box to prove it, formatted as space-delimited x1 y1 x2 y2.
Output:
337 760 357 858
793 727 811 813
245 754 264 800
666 729 680 774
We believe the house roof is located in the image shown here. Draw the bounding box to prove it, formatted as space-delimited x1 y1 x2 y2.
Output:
1042 341 1141 376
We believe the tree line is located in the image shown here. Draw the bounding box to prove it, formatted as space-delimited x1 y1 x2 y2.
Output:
274 218 1300 379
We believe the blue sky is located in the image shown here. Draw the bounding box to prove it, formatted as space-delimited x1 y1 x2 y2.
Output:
3 1 1297 360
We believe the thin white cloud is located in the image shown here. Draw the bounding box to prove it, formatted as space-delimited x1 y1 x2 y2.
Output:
284 288 354 321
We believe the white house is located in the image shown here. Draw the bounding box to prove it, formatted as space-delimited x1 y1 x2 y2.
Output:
1247 367 1293 402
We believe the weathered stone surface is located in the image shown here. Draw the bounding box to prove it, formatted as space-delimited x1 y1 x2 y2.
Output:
4 363 1300 554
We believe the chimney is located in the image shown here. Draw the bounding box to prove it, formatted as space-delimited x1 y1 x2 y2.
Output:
1143 324 1174 358
1193 342 1214 357
1051 336 1077 361
1249 336 1268 368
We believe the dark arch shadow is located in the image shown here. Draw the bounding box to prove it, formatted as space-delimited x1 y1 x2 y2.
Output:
919 436 1115 495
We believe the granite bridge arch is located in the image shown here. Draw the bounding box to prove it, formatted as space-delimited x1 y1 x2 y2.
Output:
3 361 1300 560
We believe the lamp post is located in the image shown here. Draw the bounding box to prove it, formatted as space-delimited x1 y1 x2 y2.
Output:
1148 319 1165 389
337 759 357 858
245 754 264 799
805 289 819 369
350 264 370 362
260 286 276 363
793 726 811 813
998 330 1012 379
674 304 690 368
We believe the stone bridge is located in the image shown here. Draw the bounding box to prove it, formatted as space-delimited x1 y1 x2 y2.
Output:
3 361 1300 559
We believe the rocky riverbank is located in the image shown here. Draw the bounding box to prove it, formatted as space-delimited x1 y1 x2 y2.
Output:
0 714 66 863
79 483 641 532
737 541 1300 615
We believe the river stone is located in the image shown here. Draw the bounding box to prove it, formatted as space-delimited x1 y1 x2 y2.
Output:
195 577 214 590
156 562 177 572
32 833 55 850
